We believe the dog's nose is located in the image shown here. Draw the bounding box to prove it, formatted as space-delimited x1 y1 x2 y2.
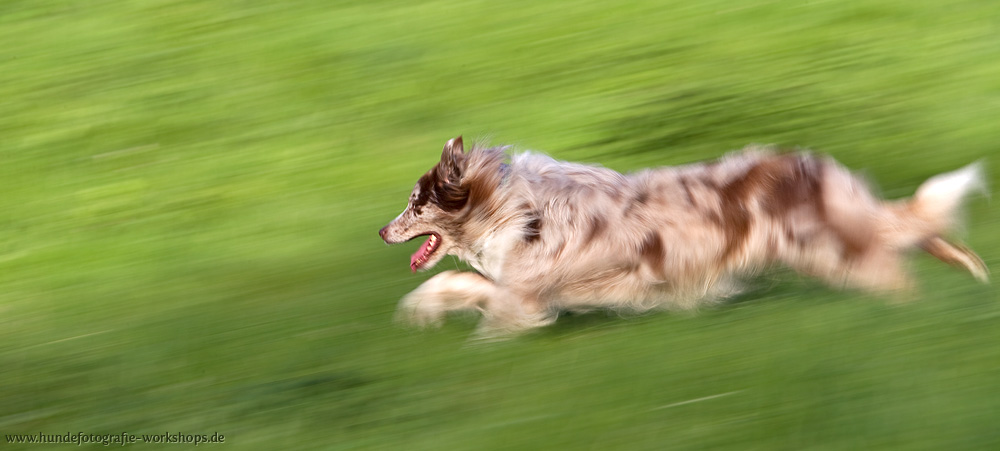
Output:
378 225 389 242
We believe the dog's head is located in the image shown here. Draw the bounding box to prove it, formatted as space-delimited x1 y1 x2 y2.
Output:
379 136 473 272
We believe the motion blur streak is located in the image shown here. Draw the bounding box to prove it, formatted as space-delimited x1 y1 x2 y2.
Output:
0 0 996 449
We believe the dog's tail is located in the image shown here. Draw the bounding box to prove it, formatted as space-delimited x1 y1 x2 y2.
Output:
905 162 989 282
911 162 986 232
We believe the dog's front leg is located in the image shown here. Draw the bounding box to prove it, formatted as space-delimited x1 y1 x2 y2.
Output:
396 271 499 328
396 270 554 336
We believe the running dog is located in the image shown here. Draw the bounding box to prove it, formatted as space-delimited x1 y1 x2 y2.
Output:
379 136 987 336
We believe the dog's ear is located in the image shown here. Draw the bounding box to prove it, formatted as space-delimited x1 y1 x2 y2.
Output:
437 135 466 184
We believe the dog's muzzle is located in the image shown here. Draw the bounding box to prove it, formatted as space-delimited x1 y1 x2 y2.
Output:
378 225 390 243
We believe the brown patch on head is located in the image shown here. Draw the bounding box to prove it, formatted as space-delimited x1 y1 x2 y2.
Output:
412 172 435 214
413 141 509 215
430 167 470 212
464 167 498 210
639 231 666 277
406 136 470 214
460 146 507 216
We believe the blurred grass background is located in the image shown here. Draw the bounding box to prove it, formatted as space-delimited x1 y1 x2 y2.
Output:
1 0 999 448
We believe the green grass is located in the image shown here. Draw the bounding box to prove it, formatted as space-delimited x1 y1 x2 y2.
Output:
1 0 999 449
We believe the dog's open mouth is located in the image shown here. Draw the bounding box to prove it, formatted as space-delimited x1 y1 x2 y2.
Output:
409 232 442 273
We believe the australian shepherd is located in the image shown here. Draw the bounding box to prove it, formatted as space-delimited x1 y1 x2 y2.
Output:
379 136 987 336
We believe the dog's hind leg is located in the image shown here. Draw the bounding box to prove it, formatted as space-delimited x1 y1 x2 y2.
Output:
921 235 989 283
841 248 915 294
778 232 914 294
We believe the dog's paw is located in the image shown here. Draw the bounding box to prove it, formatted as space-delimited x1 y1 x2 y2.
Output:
471 309 556 341
394 293 445 328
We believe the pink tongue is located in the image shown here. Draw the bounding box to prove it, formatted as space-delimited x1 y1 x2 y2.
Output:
409 236 434 273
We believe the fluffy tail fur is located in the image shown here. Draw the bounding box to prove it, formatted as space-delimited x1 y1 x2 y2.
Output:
908 162 989 282
911 162 986 232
